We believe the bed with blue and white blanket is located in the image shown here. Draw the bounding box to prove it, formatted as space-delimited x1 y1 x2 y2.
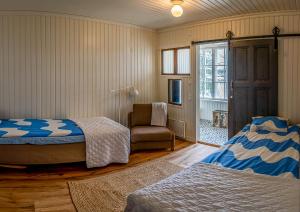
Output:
125 117 300 212
0 119 85 145
202 124 300 178
0 117 130 168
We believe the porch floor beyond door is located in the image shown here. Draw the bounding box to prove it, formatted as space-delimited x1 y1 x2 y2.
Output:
199 119 228 146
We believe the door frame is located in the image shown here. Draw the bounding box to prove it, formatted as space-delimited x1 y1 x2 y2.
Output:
195 41 229 143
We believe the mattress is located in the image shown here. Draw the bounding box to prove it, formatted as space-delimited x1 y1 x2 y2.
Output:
0 119 84 145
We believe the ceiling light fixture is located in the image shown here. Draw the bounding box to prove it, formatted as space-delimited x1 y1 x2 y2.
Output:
171 0 184 17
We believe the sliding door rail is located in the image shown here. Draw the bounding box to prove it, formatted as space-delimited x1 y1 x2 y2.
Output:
191 27 300 50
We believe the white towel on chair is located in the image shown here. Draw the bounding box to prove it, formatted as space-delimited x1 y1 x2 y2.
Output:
151 102 167 127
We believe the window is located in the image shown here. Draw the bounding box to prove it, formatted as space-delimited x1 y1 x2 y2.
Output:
162 47 190 75
168 79 182 105
162 50 174 74
177 48 190 74
199 43 228 100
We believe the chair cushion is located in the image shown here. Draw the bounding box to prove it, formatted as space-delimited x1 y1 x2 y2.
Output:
131 126 173 143
131 104 152 127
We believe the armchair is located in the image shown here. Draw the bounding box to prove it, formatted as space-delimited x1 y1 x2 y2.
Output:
128 104 175 151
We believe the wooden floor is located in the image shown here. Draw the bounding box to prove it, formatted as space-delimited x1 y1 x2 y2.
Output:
0 140 218 212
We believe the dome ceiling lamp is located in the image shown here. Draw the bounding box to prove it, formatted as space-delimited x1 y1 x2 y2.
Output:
171 0 184 17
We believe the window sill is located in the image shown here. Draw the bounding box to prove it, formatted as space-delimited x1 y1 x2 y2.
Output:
168 103 183 109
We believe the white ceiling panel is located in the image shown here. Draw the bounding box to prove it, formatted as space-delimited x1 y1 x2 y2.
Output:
0 0 299 29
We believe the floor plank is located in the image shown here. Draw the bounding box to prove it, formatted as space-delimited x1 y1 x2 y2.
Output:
0 140 218 211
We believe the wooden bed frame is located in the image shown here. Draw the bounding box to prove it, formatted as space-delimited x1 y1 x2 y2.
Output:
0 142 86 165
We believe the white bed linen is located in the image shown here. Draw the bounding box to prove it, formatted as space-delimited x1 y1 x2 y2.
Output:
126 162 300 212
72 117 130 168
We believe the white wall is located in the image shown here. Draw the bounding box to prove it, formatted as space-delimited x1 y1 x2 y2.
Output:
0 12 157 125
1 11 300 140
158 11 300 141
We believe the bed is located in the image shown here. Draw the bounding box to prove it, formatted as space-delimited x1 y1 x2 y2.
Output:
0 117 130 168
202 124 300 178
125 117 300 211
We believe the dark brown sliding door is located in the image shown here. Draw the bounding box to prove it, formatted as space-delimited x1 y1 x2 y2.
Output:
228 39 278 138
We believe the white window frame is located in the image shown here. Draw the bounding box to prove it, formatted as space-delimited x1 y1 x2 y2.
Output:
161 47 191 75
199 44 228 101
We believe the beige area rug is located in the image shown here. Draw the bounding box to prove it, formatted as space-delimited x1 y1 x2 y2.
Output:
68 159 184 212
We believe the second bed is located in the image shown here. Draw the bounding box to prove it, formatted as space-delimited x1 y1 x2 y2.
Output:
0 117 130 168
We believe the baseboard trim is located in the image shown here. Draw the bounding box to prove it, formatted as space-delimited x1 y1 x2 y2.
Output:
176 136 196 143
197 141 221 148
0 164 27 169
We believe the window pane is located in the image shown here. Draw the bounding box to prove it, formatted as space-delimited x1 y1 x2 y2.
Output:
162 50 174 74
215 66 226 82
168 79 182 105
199 43 228 100
177 48 190 74
204 49 212 65
200 81 205 98
215 48 225 65
200 67 205 80
205 66 212 82
200 50 205 66
214 82 225 99
204 82 213 98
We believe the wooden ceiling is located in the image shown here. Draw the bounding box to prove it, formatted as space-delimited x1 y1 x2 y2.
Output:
0 0 299 29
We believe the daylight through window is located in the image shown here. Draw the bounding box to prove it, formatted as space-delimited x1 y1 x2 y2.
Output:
199 43 228 100
162 47 190 75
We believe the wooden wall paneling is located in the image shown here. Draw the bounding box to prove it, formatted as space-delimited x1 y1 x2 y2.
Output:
158 12 300 141
0 12 157 126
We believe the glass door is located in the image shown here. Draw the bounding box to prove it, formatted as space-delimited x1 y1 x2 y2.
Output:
196 42 229 146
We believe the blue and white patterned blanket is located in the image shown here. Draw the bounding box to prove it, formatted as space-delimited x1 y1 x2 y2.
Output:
0 119 83 138
202 125 300 179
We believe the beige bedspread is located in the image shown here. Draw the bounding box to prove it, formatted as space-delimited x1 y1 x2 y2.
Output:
126 162 300 212
72 117 130 168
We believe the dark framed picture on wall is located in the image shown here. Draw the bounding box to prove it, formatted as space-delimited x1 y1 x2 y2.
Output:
168 79 182 106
